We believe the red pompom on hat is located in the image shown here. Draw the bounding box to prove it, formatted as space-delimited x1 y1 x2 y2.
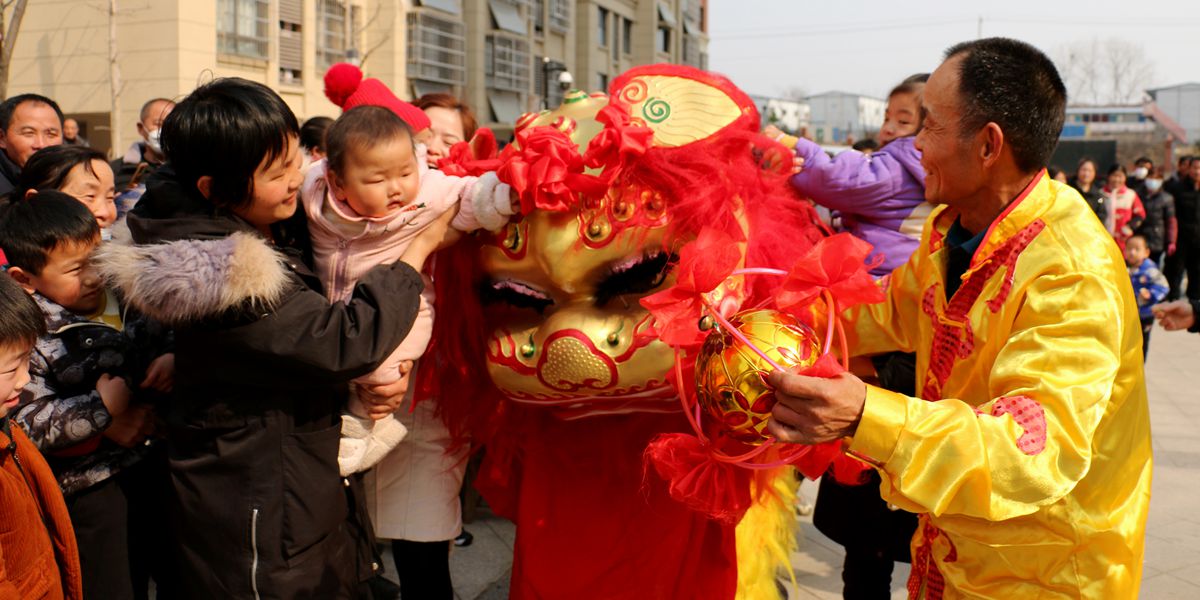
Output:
323 63 431 132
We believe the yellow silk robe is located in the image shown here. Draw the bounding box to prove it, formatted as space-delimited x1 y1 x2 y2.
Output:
843 172 1152 599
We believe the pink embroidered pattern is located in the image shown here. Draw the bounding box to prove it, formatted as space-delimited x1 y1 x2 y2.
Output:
920 219 1047 401
975 395 1047 455
928 226 945 252
921 285 974 401
907 520 958 600
985 220 1046 313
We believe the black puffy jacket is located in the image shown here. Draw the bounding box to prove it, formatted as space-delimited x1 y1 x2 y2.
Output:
96 168 423 599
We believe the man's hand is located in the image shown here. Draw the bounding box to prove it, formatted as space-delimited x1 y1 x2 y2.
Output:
1153 299 1195 331
766 369 867 445
103 404 155 448
141 353 175 393
356 361 414 420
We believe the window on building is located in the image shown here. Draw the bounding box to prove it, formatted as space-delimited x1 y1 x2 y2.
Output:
217 0 269 59
598 72 609 92
489 0 527 35
407 9 467 86
416 0 462 14
317 0 348 71
682 17 701 66
533 0 545 34
622 18 632 55
656 1 675 55
549 0 570 32
598 7 609 47
278 0 303 84
486 33 531 93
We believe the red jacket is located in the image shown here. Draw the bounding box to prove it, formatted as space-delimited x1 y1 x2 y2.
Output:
0 420 82 600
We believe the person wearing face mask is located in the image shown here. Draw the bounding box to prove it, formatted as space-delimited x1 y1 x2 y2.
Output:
111 98 175 193
1135 166 1176 267
109 99 175 220
1129 156 1153 200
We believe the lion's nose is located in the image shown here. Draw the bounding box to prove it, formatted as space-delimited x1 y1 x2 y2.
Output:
539 334 616 391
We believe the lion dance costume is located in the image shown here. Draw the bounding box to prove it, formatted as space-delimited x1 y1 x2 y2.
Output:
420 65 883 598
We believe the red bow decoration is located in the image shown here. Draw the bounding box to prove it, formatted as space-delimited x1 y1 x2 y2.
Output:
776 233 885 316
582 103 654 180
640 228 741 348
644 433 753 524
437 128 501 177
497 126 588 213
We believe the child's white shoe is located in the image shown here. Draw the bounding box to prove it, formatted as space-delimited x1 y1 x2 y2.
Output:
338 413 408 476
339 414 371 477
358 415 408 473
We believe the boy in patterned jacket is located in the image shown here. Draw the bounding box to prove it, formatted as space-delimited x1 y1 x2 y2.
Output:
0 192 173 599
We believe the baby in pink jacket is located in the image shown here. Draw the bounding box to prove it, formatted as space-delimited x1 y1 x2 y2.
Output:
303 105 514 476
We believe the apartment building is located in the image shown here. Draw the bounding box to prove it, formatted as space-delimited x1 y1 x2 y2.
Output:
806 91 886 145
5 0 707 154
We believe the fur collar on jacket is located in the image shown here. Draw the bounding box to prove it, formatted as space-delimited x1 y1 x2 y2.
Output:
93 225 291 327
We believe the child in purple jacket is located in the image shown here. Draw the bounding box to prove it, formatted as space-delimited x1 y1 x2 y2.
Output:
775 75 931 276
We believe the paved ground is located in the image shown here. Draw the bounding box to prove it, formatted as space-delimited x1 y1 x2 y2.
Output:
430 323 1200 599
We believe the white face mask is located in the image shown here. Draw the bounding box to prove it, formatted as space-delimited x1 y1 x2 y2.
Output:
1133 167 1149 179
145 128 163 155
1146 178 1163 193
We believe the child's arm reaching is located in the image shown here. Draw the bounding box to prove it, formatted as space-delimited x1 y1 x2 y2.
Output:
451 172 517 233
13 351 124 452
788 137 918 217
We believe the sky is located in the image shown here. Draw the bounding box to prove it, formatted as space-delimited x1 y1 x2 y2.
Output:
708 0 1199 101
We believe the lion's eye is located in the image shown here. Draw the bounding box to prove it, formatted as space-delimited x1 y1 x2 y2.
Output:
593 251 676 307
482 279 554 313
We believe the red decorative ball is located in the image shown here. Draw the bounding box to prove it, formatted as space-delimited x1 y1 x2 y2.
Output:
324 63 363 108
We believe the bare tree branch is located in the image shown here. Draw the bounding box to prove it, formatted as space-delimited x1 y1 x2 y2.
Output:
355 2 389 69
109 0 122 157
1056 37 1154 105
0 0 29 99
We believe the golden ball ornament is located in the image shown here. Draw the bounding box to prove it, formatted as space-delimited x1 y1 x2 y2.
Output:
694 309 822 445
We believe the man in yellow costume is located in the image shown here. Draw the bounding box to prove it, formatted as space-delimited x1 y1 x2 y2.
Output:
767 38 1152 598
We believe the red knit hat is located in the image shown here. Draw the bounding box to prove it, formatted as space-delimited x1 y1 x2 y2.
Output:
324 63 431 132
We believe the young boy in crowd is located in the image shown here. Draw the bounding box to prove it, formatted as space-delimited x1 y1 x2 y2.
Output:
0 273 83 599
1126 234 1169 358
0 192 172 598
